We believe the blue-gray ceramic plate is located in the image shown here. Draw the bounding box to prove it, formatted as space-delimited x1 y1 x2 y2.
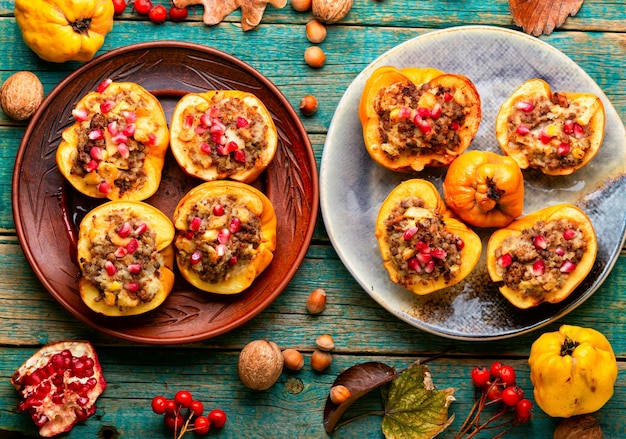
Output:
320 26 626 340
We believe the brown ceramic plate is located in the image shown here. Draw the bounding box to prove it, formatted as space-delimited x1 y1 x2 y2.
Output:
12 42 318 345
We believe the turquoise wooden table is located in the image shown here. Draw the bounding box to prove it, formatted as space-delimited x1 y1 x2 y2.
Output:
1 0 625 437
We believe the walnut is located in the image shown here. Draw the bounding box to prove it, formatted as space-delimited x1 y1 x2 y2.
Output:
0 71 44 121
312 0 353 23
238 340 284 390
554 415 603 439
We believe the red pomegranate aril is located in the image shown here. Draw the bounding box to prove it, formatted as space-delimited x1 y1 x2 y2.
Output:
407 257 421 272
532 259 546 276
431 247 447 260
97 182 112 194
90 146 103 161
128 263 142 274
498 254 513 268
122 123 135 137
88 129 104 141
455 236 465 250
557 143 570 156
194 126 207 135
415 241 430 253
123 111 137 123
555 247 565 256
105 261 117 276
403 226 418 241
200 113 212 127
114 246 128 258
117 143 130 159
533 235 547 250
423 259 436 273
218 228 231 244
210 106 221 118
450 121 460 131
184 115 194 130
418 119 432 135
189 216 202 232
574 123 585 139
233 149 246 163
200 142 212 154
539 130 552 144
147 133 157 145
563 119 575 135
229 217 242 233
190 250 203 265
229 255 238 266
516 125 530 135
515 101 534 112
72 108 89 122
96 79 112 93
397 107 412 119
125 282 139 293
126 239 139 253
560 260 576 273
111 132 128 144
107 121 118 135
443 92 454 102
213 204 225 216
86 160 99 173
52 393 64 404
563 229 576 240
417 107 431 118
416 252 432 267
216 244 227 257
100 100 115 113
134 223 147 235
430 103 443 119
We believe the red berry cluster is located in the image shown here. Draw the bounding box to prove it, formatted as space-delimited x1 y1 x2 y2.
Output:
112 0 189 24
455 361 532 438
152 390 226 437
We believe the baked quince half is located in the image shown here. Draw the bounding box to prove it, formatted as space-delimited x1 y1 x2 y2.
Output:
56 80 169 201
359 66 482 172
173 181 277 294
495 78 605 175
375 179 482 295
486 204 597 309
77 201 176 316
170 90 278 183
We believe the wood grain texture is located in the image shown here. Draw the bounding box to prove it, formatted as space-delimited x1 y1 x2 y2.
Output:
1 0 625 437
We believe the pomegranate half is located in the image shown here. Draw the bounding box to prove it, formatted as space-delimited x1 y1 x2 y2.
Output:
11 341 106 437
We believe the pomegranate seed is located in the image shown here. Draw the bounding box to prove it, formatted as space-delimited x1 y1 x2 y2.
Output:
403 226 418 241
86 160 99 172
200 113 212 127
128 263 142 274
194 126 207 135
125 282 139 293
573 123 585 139
233 150 246 163
90 147 103 161
563 119 575 135
532 259 545 276
397 107 412 119
226 141 239 153
184 231 195 239
557 143 570 155
112 133 128 144
498 254 513 268
443 92 454 102
450 121 460 131
105 261 117 276
539 130 552 144
147 133 157 145
211 118 226 131
431 247 447 260
533 235 547 250
560 260 577 273
555 247 565 256
212 133 227 146
100 100 115 113
210 107 221 118
515 101 534 112
89 129 104 140
96 78 112 93
200 142 212 154
184 115 194 129
134 223 147 235
563 229 576 240
122 123 135 137
218 229 231 244
123 111 137 123
126 239 139 253
416 107 431 118
423 260 436 273
236 116 249 128
117 222 132 237
216 143 228 155
455 237 465 250
117 143 130 159
416 252 432 266
229 217 242 233
229 256 238 266
216 244 227 257
72 108 89 122
114 246 128 258
407 257 421 272
430 103 442 119
97 182 112 194
418 119 432 135
516 125 530 135
189 216 202 231
209 205 223 217
415 241 430 253
190 250 203 265
107 121 119 135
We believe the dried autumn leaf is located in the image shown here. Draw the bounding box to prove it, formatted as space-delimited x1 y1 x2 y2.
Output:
172 0 287 31
381 362 455 439
509 0 584 36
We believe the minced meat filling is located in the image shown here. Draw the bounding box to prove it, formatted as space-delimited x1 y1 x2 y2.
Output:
505 93 592 171
374 82 466 159
383 196 463 288
175 194 262 284
80 211 164 309
493 219 588 299
178 95 268 176
70 89 149 196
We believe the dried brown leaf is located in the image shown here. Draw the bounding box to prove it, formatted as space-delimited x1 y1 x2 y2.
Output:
172 0 287 31
509 0 584 36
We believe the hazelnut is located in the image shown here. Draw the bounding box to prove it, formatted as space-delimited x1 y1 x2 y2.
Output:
282 348 304 371
0 71 44 121
291 0 312 12
304 46 326 68
306 288 326 314
311 349 332 371
299 95 319 117
306 20 327 44
316 334 335 351
238 340 284 390
329 384 351 404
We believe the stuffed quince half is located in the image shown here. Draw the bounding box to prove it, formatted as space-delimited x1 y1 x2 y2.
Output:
359 66 482 172
486 204 597 309
495 78 605 175
173 181 277 294
56 80 169 201
77 201 176 316
169 90 278 183
375 179 482 295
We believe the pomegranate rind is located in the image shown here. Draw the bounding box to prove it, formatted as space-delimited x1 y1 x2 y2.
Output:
375 179 482 295
486 204 597 309
359 66 481 172
169 90 278 183
77 201 176 316
10 341 106 437
495 78 605 175
56 81 169 201
172 180 277 294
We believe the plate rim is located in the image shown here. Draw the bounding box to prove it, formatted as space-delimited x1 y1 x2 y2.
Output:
319 25 626 341
12 41 319 344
